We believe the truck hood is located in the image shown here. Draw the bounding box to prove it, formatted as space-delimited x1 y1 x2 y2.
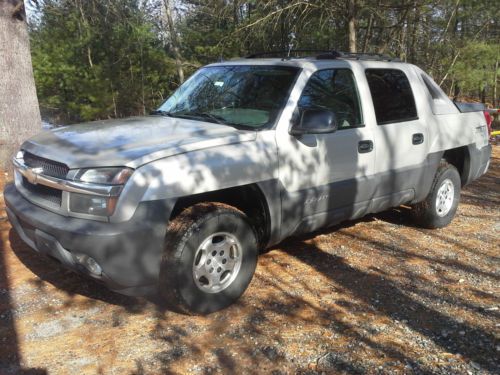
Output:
21 116 257 169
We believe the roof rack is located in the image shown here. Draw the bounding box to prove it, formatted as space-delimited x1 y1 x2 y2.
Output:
316 51 401 62
245 49 401 62
246 50 333 59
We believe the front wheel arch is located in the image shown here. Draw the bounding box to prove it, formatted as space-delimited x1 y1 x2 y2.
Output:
169 184 272 249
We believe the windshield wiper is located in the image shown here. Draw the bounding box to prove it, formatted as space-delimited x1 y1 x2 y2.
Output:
150 110 175 117
182 112 257 130
221 122 256 131
174 111 227 125
154 110 256 130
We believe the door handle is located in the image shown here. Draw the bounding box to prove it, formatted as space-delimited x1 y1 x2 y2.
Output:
358 140 373 153
412 133 424 145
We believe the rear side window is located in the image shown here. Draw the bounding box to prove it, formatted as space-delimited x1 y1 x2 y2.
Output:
365 69 418 125
298 69 363 129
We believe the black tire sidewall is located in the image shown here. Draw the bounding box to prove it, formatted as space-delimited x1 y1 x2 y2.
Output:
163 210 258 314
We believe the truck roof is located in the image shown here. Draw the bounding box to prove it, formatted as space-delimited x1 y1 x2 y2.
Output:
208 57 413 71
207 51 413 70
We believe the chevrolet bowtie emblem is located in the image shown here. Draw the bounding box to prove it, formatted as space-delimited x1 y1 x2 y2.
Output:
26 167 44 185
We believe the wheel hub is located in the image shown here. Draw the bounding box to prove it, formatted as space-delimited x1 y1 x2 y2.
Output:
435 178 454 217
192 232 242 294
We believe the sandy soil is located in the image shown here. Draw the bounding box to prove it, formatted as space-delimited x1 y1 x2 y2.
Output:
0 147 498 375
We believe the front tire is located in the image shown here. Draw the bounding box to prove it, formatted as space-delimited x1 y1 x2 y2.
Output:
412 161 461 229
159 202 258 314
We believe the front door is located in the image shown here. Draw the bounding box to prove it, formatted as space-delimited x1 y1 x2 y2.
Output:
276 67 375 237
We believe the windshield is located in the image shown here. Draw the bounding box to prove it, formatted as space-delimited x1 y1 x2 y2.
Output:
157 65 299 129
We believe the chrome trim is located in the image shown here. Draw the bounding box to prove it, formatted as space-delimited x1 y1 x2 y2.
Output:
14 169 69 217
13 157 122 197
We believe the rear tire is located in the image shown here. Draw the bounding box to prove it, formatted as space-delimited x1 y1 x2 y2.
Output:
412 161 461 229
159 202 258 315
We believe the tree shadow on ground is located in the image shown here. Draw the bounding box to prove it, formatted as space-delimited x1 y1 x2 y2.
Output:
0 231 47 374
274 231 499 373
8 229 148 314
4 198 499 374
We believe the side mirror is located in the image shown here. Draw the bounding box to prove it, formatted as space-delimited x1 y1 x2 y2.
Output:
289 108 338 136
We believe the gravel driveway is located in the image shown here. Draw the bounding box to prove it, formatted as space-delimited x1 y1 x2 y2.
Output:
0 147 498 375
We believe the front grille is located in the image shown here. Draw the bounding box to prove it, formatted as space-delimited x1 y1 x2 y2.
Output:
22 176 63 208
23 151 69 179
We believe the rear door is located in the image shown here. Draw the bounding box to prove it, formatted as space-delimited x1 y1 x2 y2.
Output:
364 67 430 211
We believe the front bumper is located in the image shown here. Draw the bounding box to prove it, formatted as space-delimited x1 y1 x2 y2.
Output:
4 183 173 296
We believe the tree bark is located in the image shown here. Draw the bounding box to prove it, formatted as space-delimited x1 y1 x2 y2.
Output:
163 0 184 84
347 0 357 53
0 0 41 168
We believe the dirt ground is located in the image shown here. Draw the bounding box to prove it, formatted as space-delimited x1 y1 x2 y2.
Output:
0 147 498 375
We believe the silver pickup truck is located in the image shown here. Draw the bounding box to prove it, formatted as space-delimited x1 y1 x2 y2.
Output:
4 52 491 314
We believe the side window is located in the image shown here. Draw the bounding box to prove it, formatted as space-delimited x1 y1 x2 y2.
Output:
298 69 363 130
365 69 418 125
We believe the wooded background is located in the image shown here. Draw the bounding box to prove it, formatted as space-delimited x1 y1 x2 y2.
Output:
27 0 499 125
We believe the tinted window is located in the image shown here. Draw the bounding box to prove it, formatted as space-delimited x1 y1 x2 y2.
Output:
365 69 417 124
298 69 363 129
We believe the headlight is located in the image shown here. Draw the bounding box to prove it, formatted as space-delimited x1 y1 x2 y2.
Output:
69 193 118 217
74 167 133 185
69 167 133 217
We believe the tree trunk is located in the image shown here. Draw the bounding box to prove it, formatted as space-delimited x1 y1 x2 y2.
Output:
429 0 460 76
347 0 357 53
409 1 420 64
233 0 239 25
0 0 41 168
362 13 373 53
378 6 410 55
399 19 407 60
163 0 184 84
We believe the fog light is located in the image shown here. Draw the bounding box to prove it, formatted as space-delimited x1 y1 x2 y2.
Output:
74 254 102 276
85 257 102 276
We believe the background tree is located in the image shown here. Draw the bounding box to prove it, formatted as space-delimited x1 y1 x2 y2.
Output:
0 0 41 166
7 0 498 130
30 0 178 124
162 0 184 84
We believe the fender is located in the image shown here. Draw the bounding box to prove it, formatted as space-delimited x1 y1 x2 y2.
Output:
111 131 279 223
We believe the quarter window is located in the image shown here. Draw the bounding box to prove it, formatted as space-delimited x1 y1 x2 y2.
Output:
298 69 363 130
365 69 418 125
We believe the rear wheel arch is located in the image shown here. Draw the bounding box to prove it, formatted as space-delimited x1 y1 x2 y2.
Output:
412 161 461 229
442 146 470 186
